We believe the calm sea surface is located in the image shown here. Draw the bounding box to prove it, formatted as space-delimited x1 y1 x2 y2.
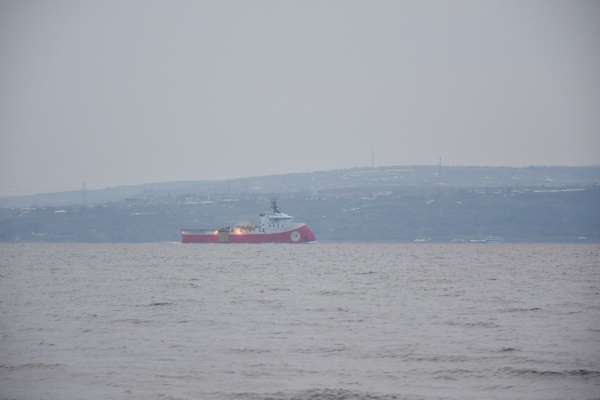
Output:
1 243 599 400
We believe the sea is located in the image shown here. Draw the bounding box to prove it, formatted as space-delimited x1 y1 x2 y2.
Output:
0 243 599 400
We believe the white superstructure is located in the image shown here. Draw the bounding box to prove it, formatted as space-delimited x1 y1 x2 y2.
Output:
256 200 304 234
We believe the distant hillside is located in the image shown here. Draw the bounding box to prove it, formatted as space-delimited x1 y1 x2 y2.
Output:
0 183 598 243
2 165 599 243
2 165 599 208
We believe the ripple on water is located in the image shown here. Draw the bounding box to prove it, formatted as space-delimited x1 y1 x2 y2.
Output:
1 243 599 400
227 388 414 400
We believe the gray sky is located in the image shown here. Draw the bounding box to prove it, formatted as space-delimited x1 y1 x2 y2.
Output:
1 0 599 196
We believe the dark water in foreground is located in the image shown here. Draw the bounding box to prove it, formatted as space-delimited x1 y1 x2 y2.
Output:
1 243 599 400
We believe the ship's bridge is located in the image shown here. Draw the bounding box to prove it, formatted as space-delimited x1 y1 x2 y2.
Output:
257 201 301 233
268 212 293 220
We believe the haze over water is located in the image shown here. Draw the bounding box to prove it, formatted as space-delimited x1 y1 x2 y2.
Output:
1 243 599 400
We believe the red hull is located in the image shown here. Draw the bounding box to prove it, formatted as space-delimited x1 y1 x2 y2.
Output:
181 224 316 244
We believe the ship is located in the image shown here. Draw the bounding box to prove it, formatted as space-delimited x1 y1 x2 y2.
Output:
180 200 316 243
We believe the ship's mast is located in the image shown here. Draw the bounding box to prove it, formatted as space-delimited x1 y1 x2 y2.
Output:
271 199 280 213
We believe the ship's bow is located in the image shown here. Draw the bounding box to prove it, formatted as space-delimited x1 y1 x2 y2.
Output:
298 224 317 242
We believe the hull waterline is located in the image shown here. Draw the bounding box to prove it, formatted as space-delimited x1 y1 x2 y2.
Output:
181 224 316 244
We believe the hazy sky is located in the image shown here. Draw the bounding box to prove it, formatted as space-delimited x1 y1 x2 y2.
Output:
1 0 599 196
